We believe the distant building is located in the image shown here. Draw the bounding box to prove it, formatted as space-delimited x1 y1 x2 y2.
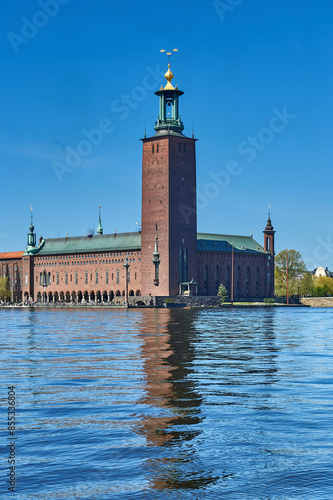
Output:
312 267 333 278
0 58 275 303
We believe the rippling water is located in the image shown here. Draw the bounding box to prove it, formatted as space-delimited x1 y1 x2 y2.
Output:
1 307 333 499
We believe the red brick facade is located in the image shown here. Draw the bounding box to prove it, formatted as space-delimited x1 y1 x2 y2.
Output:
20 248 142 303
0 252 24 302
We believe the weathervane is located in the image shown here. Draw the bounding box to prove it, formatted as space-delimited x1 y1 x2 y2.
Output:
160 48 178 64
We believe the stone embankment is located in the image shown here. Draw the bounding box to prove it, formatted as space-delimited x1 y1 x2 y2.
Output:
300 297 333 307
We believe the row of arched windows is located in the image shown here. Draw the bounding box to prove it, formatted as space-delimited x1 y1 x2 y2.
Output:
203 264 262 297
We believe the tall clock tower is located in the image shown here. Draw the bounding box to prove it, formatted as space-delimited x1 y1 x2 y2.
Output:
141 54 197 296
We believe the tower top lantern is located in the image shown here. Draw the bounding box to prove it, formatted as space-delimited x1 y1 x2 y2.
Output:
154 49 185 136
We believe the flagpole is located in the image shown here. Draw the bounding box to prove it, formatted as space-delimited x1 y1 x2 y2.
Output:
286 247 289 305
231 243 234 306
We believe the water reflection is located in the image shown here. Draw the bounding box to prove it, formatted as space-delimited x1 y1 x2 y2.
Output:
137 309 219 490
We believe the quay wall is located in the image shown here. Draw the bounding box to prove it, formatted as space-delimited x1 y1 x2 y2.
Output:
300 297 333 307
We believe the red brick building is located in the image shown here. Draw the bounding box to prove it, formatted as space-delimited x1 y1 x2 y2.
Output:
0 58 275 303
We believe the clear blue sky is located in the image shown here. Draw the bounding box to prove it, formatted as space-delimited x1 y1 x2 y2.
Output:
1 0 333 271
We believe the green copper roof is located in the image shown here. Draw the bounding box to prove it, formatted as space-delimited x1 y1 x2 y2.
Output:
29 231 265 256
197 233 266 254
36 232 141 256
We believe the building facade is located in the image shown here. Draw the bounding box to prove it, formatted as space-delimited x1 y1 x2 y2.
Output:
0 58 275 303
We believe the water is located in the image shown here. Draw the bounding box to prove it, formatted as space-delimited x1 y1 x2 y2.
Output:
1 307 333 499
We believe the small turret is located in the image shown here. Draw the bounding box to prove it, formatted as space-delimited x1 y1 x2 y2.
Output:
263 207 275 255
97 206 103 235
27 208 36 248
152 236 161 286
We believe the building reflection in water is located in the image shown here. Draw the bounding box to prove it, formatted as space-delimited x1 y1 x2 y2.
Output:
136 308 219 490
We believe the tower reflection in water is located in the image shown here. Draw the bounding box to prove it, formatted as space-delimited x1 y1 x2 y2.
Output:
136 308 219 490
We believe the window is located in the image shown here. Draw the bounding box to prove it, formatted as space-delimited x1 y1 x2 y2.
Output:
56 273 59 285
85 271 88 284
106 270 109 284
152 144 154 154
75 271 78 285
215 265 219 293
65 272 68 285
95 271 98 284
204 265 208 295
25 274 28 286
116 269 119 284
156 144 159 153
127 270 130 283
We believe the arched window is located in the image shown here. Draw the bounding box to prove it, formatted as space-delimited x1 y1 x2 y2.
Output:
179 246 188 283
204 265 208 295
256 267 260 297
237 266 240 298
247 267 251 297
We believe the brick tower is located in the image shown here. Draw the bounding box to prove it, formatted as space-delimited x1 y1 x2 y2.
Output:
263 210 275 297
141 52 197 296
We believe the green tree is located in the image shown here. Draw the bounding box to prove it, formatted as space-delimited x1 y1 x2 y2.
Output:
274 249 307 297
299 271 314 296
314 276 333 296
217 283 228 304
0 277 11 301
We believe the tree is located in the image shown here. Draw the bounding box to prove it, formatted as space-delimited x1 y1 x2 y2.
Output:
313 276 333 297
217 283 228 304
0 277 11 301
274 249 307 297
299 272 314 296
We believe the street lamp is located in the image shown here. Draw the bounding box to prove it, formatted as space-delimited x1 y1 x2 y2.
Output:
123 257 130 307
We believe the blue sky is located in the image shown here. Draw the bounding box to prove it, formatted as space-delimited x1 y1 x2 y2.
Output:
1 0 333 271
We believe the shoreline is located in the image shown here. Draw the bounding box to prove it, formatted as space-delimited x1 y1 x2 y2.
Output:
0 302 313 309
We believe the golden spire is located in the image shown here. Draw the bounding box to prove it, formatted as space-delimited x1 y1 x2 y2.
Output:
160 49 178 90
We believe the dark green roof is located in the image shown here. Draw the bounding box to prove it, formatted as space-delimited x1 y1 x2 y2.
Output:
30 231 266 256
35 232 141 256
197 233 266 254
